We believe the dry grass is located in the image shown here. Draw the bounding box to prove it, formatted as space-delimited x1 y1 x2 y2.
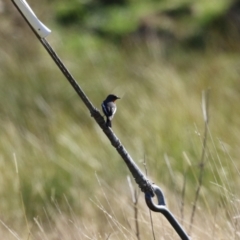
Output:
1 1 240 239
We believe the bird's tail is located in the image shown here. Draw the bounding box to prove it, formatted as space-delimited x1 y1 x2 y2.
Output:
106 118 112 128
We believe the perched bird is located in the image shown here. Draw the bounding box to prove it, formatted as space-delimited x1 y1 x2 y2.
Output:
101 94 120 128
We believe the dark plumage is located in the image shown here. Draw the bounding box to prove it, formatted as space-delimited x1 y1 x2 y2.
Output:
101 94 120 128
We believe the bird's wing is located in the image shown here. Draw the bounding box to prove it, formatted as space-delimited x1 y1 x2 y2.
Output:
102 102 116 119
108 105 117 120
101 102 108 115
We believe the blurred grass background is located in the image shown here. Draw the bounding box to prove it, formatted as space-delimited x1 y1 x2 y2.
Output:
1 0 240 239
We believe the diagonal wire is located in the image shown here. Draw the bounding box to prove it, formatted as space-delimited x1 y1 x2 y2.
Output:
11 2 192 239
11 0 154 197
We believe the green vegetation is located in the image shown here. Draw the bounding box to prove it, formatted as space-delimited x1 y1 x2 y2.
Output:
1 0 240 239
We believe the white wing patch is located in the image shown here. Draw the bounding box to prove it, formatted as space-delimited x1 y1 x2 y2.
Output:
111 106 117 115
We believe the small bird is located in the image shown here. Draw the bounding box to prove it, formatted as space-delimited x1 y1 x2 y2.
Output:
101 94 120 128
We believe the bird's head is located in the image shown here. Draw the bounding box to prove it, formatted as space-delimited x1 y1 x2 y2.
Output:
106 94 121 102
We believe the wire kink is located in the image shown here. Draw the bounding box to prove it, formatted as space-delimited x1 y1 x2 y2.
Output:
12 1 190 239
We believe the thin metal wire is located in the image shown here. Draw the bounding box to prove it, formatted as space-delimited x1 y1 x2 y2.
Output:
12 2 191 239
10 0 154 197
145 185 190 240
40 38 155 196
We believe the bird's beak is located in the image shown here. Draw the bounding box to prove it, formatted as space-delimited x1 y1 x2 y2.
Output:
117 96 121 99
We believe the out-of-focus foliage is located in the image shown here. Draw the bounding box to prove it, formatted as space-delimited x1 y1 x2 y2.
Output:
1 0 240 239
54 0 239 47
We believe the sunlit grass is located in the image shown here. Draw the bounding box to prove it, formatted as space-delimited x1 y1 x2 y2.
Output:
1 1 240 238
